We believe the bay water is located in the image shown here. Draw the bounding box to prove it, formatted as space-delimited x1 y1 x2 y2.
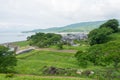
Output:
0 32 34 44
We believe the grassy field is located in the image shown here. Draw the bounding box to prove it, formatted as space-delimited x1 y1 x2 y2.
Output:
2 32 120 80
0 74 91 80
0 50 92 80
15 50 79 75
6 39 97 80
13 41 29 47
49 43 89 51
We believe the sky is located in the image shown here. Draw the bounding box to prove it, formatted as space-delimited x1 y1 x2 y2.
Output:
0 0 120 32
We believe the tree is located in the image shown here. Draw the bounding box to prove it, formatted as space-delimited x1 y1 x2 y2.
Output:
28 32 62 48
100 19 119 32
0 46 17 73
88 27 113 45
57 42 63 50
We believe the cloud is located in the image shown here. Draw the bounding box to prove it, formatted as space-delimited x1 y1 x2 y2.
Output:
0 0 120 31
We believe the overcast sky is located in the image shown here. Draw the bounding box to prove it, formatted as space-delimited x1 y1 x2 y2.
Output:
0 0 120 31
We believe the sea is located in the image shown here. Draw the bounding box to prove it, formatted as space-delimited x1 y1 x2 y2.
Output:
0 32 35 44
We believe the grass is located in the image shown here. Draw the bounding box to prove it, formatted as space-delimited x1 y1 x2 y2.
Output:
13 50 94 80
11 39 98 80
0 74 91 80
63 45 89 51
50 44 89 51
13 41 31 50
15 50 79 75
4 33 120 80
13 41 29 47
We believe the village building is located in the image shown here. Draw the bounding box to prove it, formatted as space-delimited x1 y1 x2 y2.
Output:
61 32 88 45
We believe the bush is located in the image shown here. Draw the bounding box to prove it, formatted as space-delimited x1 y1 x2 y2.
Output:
57 43 63 50
88 27 113 45
75 51 89 68
0 46 17 73
5 73 14 78
75 40 120 70
94 69 120 80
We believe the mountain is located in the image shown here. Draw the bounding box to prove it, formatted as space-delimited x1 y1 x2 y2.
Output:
22 20 107 33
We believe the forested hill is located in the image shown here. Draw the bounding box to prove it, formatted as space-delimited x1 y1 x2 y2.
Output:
23 21 106 33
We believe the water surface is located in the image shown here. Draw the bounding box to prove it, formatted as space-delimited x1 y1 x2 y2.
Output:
0 32 34 44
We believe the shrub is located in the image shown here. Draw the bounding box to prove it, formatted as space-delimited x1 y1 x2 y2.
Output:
0 46 17 73
75 51 89 68
5 73 14 78
88 27 113 45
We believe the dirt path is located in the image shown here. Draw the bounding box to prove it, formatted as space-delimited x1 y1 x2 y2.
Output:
16 47 77 54
15 74 82 80
35 48 77 53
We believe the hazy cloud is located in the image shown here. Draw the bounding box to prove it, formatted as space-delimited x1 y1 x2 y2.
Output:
0 0 120 31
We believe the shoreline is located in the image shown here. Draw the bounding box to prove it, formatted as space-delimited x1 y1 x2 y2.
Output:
0 40 26 45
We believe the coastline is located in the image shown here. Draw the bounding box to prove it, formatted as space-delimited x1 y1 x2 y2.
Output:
0 40 26 45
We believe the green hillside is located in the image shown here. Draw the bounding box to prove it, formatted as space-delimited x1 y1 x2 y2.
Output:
0 50 92 80
15 50 79 75
1 19 120 80
1 32 120 80
24 21 105 33
9 50 91 80
23 20 120 33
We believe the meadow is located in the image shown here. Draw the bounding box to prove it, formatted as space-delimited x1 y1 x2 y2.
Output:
0 50 92 80
15 50 78 75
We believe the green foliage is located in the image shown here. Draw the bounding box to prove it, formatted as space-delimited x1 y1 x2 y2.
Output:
75 51 89 68
75 32 120 80
108 32 120 41
75 40 120 70
103 41 120 70
88 27 113 45
90 41 120 69
88 19 120 46
94 68 120 80
5 73 14 78
57 43 63 50
100 19 119 32
87 44 106 66
0 46 17 73
27 33 62 48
